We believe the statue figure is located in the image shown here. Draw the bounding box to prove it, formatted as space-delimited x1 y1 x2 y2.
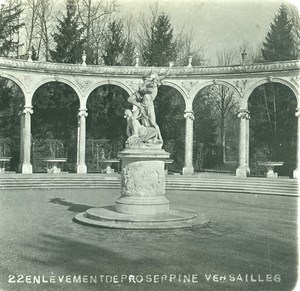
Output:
127 65 173 143
124 109 158 147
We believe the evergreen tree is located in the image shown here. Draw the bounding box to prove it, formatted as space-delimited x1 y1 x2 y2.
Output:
248 83 297 176
0 78 23 170
142 12 177 66
32 82 79 171
248 4 299 176
155 86 186 171
193 88 218 169
102 19 126 66
50 0 85 63
261 4 298 61
122 40 136 66
0 3 24 57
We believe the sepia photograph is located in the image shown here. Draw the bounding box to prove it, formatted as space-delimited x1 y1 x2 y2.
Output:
0 0 299 290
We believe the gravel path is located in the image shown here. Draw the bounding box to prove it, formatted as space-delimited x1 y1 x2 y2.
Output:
0 188 297 291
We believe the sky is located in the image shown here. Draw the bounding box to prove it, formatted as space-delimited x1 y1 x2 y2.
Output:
118 0 298 64
0 0 298 64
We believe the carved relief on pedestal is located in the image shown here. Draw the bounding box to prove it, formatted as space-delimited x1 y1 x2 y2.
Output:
122 161 165 197
181 81 199 98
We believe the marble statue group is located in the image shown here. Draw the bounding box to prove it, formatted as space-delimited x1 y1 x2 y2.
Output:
125 65 172 148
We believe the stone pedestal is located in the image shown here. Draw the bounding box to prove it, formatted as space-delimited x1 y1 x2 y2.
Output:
115 148 170 215
258 162 283 178
75 147 207 229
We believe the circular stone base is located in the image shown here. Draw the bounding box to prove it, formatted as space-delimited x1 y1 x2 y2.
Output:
74 206 208 229
115 196 170 215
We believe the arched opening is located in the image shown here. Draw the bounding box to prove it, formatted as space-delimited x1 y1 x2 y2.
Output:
248 82 297 177
155 85 185 172
0 77 24 172
32 82 79 173
193 84 239 173
86 85 129 172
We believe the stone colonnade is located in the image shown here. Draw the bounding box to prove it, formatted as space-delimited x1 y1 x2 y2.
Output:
17 91 300 178
0 58 298 177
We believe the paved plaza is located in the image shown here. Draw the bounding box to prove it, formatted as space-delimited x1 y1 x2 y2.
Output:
0 185 297 291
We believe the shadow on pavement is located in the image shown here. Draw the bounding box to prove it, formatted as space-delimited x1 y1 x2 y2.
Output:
49 198 92 213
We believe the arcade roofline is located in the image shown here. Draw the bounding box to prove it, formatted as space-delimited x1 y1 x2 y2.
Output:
0 57 299 78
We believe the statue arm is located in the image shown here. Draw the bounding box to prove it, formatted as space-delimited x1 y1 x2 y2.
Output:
126 123 131 137
158 63 173 83
127 93 143 109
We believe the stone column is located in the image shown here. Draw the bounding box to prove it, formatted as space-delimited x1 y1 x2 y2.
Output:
77 109 88 173
293 108 300 179
21 106 33 174
236 109 250 177
182 110 194 175
245 117 250 174
19 111 24 172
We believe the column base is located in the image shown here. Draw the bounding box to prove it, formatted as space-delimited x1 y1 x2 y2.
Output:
22 163 32 174
182 166 194 175
77 164 87 174
246 166 250 174
236 166 248 178
293 169 299 179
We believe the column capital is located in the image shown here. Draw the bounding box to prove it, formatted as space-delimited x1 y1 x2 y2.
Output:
23 106 33 114
295 108 300 117
238 109 250 119
184 110 194 120
78 108 88 117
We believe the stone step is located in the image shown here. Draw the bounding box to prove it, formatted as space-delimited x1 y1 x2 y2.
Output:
0 177 297 197
1 178 295 185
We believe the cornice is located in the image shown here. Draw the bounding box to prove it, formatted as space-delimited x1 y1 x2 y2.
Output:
0 57 299 78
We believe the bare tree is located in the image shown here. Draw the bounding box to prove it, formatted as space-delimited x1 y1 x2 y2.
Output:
135 3 159 64
238 41 264 64
175 27 206 66
211 85 238 163
22 0 40 57
216 49 239 66
36 0 55 61
211 49 239 163
77 0 118 64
